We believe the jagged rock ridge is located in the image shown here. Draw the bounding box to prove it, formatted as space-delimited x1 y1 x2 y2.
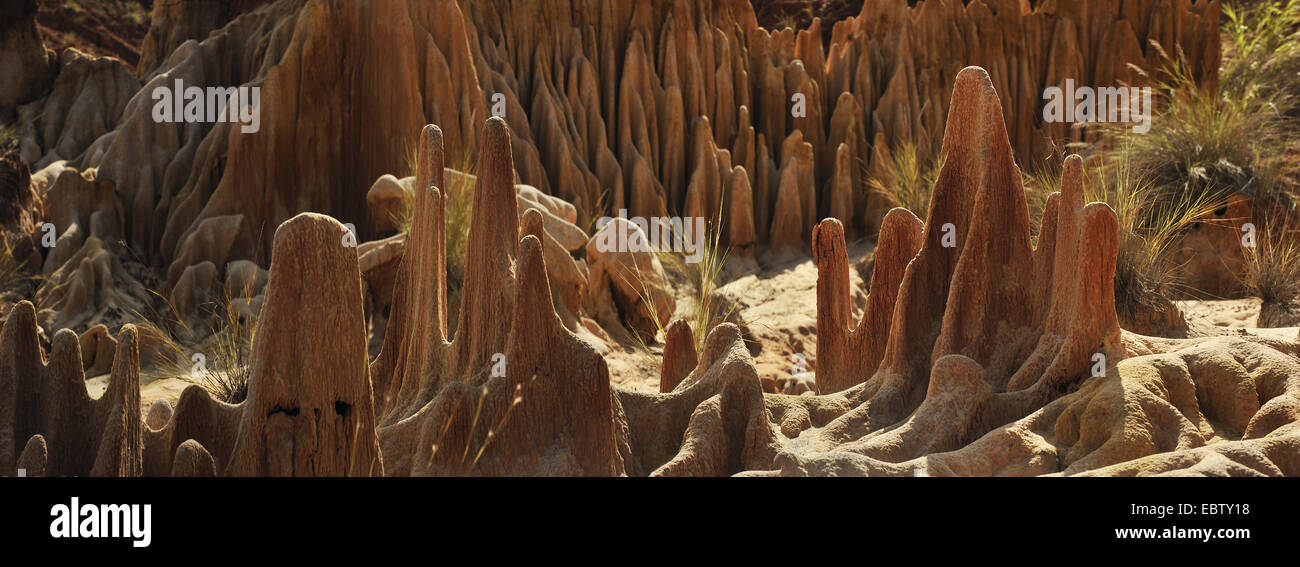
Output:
7 0 1222 317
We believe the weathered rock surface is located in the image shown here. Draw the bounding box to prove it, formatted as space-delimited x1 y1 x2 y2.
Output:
137 0 273 75
31 165 151 334
1 301 143 476
142 212 382 476
585 217 676 343
1169 193 1253 299
0 0 55 121
16 48 140 171
373 119 626 476
7 0 1288 478
666 66 1298 477
12 0 1221 290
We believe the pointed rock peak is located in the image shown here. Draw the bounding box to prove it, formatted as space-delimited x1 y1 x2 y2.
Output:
521 208 544 242
692 115 715 139
1 301 42 474
697 322 744 372
768 164 804 255
941 67 1011 163
660 319 697 394
456 118 522 372
17 435 47 477
513 234 555 329
373 124 450 415
727 166 756 255
879 207 924 246
1 300 41 364
48 329 85 384
3 300 37 333
416 124 445 194
923 65 1027 257
814 209 922 394
812 217 846 269
470 116 520 258
872 208 925 298
171 439 217 477
104 324 140 406
813 217 852 391
97 323 141 477
482 116 513 166
1061 154 1084 210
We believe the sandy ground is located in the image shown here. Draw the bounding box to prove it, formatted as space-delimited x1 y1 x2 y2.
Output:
86 374 192 417
603 240 873 393
1179 297 1261 329
1179 297 1300 341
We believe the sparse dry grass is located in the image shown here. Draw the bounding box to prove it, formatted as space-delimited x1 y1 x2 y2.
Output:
0 239 34 294
1246 221 1300 306
1223 0 1300 118
1021 152 1067 243
1021 148 1230 321
443 167 475 288
122 0 148 25
1100 2 1299 224
1088 150 1232 316
199 294 257 404
866 140 945 219
138 287 256 404
625 206 734 358
0 125 17 151
675 210 735 355
1069 1 1300 310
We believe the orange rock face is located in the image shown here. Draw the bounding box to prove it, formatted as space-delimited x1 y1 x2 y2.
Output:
11 0 1223 290
5 1 1295 479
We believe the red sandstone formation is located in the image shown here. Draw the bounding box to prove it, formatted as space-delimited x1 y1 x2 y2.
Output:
3 0 1295 479
6 0 1223 323
665 67 1297 477
5 84 1297 477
